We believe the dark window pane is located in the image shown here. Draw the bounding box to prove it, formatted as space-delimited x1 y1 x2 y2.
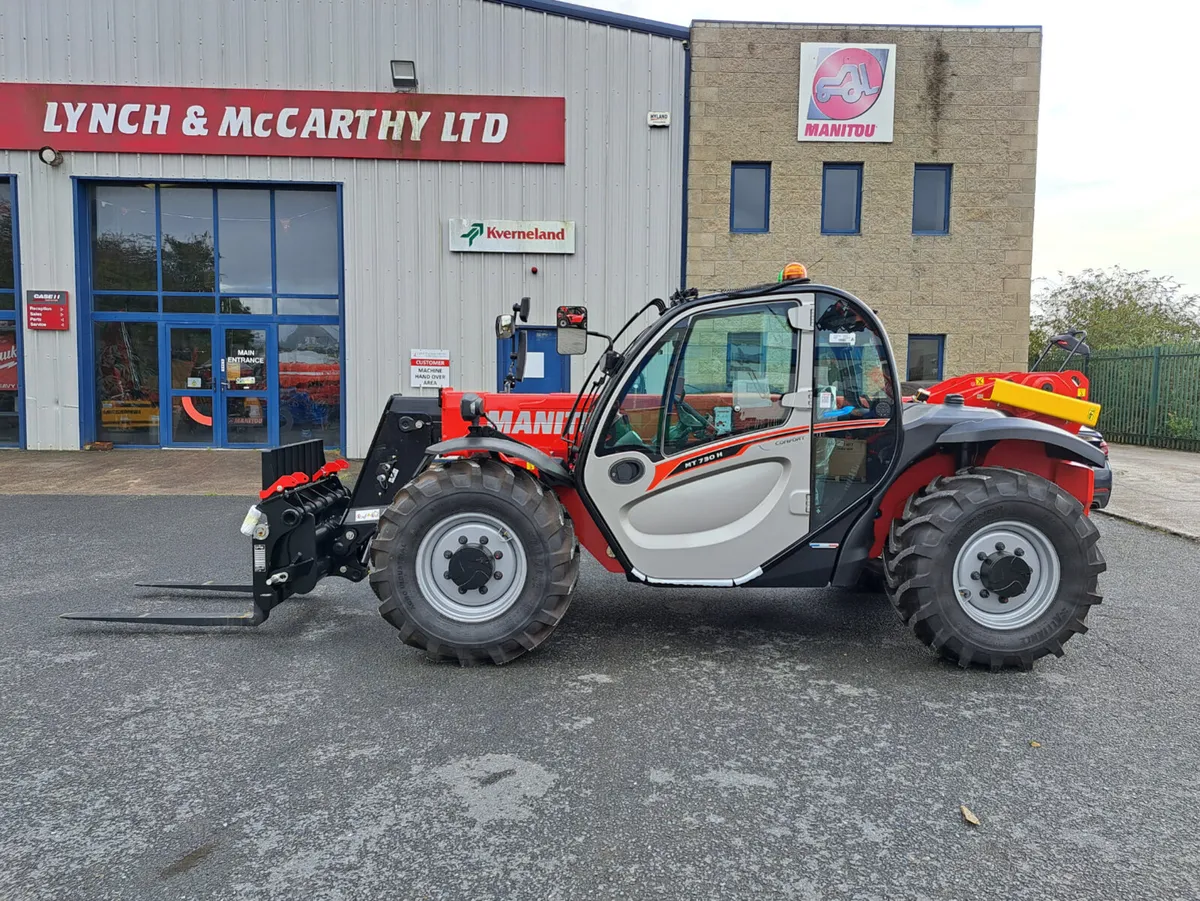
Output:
598 323 689 459
277 296 338 316
0 291 14 312
163 295 215 314
275 190 339 294
218 190 271 293
169 328 214 389
0 181 13 290
907 335 944 381
913 166 950 234
221 295 272 315
822 165 861 234
161 187 215 291
279 324 341 443
226 396 269 445
171 395 214 445
94 294 158 313
731 165 769 232
0 322 17 446
224 328 267 391
92 185 158 291
95 321 160 445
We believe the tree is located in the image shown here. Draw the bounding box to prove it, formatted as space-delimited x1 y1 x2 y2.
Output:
1030 267 1200 364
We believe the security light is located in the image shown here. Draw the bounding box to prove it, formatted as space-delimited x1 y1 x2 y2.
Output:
38 146 64 167
390 60 418 91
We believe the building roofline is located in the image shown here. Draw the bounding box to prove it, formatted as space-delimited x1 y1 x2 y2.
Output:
488 0 691 40
691 20 1041 31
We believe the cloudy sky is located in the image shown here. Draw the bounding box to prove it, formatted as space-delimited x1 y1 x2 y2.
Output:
587 0 1200 293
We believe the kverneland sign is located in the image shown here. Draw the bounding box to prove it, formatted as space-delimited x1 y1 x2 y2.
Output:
449 219 575 254
0 83 565 163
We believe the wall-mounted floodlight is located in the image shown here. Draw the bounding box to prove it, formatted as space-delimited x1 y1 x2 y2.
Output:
38 146 64 167
390 60 418 91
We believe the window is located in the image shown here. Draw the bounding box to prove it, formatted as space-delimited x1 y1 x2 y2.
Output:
821 164 862 235
906 335 945 381
812 293 899 528
1 178 19 447
598 302 797 459
913 164 951 235
730 163 771 233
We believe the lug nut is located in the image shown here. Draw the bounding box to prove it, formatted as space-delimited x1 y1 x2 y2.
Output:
479 536 489 545
977 552 987 561
971 571 980 581
459 536 468 545
959 589 971 599
999 597 1009 604
444 550 453 559
980 590 990 598
1014 548 1025 557
995 542 1006 552
494 551 502 560
479 586 488 595
458 587 467 595
493 572 503 580
444 571 452 579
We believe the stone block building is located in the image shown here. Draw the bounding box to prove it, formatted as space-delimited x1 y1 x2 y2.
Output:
685 22 1041 380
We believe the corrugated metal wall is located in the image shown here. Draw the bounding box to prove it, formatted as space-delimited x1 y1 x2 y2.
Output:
0 0 686 456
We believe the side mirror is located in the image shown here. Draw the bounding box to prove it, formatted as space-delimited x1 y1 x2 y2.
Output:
557 305 588 355
514 329 528 380
518 296 531 323
495 313 515 340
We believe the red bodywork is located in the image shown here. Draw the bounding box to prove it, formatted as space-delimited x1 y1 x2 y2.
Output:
437 366 1097 572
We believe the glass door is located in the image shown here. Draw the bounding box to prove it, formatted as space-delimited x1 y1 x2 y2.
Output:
222 326 271 446
166 325 216 446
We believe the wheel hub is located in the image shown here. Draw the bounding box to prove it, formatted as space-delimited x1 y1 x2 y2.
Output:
415 512 528 623
978 551 1033 597
447 546 494 591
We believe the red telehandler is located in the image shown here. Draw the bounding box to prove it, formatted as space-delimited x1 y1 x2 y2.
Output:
65 267 1107 670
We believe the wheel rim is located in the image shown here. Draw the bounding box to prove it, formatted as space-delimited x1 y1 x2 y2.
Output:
952 520 1061 630
415 512 528 623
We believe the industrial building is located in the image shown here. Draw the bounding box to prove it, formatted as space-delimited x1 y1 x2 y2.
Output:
0 1 1038 454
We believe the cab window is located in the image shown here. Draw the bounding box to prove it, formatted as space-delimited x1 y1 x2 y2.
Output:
811 293 899 528
597 322 687 459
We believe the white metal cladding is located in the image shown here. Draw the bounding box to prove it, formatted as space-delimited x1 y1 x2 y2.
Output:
0 0 686 456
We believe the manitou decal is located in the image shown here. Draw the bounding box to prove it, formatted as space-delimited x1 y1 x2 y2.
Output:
798 44 896 143
0 84 565 163
491 409 588 436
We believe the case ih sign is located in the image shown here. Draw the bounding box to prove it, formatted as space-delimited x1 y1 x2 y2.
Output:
0 83 566 164
798 44 896 143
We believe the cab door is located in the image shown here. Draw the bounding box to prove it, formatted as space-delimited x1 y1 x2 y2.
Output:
579 296 816 584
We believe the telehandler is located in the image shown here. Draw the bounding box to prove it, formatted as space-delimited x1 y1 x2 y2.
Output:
66 265 1107 670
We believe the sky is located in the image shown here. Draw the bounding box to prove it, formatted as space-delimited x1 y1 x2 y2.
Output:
582 0 1200 294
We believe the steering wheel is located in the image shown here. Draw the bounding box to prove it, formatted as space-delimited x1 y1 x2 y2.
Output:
671 382 717 442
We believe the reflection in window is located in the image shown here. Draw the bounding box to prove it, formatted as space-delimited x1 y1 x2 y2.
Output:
160 187 215 292
277 296 338 316
0 180 13 291
92 185 157 291
221 296 272 315
275 190 339 295
95 321 160 444
218 189 272 293
226 396 270 445
94 294 158 313
163 295 215 314
598 323 688 459
811 294 898 528
0 322 18 446
279 324 341 442
225 329 268 391
171 396 214 445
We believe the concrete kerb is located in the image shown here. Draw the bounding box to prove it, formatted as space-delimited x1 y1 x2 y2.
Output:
1094 508 1200 543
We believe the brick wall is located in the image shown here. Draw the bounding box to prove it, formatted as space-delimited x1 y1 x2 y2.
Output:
686 22 1041 376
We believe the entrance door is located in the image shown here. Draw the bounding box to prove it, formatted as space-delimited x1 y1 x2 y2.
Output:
580 296 816 583
164 325 271 447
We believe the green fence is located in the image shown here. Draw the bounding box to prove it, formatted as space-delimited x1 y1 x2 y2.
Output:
1041 345 1200 451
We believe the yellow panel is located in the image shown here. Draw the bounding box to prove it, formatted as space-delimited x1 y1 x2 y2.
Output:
988 379 1102 426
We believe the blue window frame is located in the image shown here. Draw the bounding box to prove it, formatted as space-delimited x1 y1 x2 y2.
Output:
913 164 952 235
907 334 945 381
0 176 23 447
77 179 345 451
730 163 771 233
821 163 862 235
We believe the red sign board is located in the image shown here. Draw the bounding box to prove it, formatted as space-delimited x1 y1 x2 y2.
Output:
0 83 566 164
0 330 16 390
26 291 71 331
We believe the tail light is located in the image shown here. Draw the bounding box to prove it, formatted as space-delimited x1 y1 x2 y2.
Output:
1100 439 1109 457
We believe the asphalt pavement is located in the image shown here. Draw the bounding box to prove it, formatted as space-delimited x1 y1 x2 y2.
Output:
2 496 1198 901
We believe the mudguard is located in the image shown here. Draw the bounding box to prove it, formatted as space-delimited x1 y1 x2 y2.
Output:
425 435 574 486
937 417 1107 468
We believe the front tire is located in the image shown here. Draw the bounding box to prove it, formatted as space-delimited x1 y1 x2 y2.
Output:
369 458 579 665
884 467 1105 670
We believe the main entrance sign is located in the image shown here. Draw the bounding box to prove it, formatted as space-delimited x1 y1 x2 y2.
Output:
0 83 566 163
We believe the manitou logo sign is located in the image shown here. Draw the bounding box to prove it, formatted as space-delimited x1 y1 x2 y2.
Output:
798 44 896 143
491 409 588 436
448 219 575 254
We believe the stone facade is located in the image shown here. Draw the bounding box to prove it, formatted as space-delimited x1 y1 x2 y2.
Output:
686 22 1041 377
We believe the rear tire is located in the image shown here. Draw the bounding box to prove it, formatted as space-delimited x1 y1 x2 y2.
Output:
369 458 579 665
883 466 1105 670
